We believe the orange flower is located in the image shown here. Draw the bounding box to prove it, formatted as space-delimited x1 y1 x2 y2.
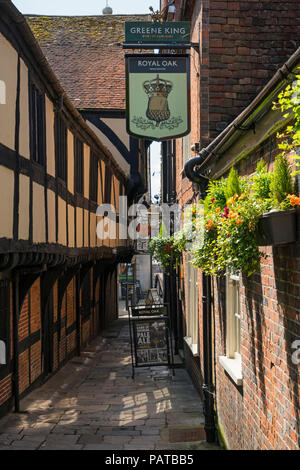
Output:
239 193 245 200
227 197 234 205
228 211 238 219
233 193 238 200
236 218 243 226
288 194 300 206
206 219 214 230
216 207 221 214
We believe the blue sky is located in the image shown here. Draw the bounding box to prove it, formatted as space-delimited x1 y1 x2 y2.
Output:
12 0 160 15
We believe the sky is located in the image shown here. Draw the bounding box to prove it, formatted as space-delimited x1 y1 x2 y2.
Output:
12 0 160 16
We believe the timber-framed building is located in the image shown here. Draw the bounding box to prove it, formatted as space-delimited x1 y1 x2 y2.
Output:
0 1 135 416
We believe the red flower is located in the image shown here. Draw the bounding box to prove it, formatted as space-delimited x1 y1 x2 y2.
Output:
221 206 230 218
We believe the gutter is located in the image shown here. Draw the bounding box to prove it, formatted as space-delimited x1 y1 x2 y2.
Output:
2 1 129 186
184 46 300 183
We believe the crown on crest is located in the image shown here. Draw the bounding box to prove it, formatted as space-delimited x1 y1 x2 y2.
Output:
143 75 173 98
149 6 167 23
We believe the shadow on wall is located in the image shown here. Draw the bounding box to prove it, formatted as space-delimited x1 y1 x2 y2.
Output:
216 277 226 347
243 272 267 414
273 244 300 448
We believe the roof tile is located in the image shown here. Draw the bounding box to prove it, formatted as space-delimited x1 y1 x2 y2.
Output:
25 14 150 109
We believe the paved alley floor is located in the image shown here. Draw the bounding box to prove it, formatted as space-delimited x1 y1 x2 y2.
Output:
0 317 220 451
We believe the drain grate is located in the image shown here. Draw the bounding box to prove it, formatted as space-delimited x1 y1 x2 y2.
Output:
162 426 206 443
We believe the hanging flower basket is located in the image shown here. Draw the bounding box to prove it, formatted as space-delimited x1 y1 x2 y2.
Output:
164 242 173 255
257 208 297 246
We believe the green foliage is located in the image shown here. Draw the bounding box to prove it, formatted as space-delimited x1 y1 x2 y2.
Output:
225 167 241 201
270 154 294 209
251 159 272 201
272 74 300 173
204 178 227 213
171 162 300 277
148 234 181 273
190 190 270 277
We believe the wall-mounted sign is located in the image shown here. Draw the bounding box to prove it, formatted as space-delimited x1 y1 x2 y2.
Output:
131 305 167 317
126 54 190 141
125 22 190 45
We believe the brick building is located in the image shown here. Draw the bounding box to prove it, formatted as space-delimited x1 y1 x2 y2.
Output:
0 1 138 417
161 0 300 450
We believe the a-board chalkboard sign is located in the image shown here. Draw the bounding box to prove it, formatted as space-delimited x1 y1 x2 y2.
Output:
132 316 170 367
127 299 174 378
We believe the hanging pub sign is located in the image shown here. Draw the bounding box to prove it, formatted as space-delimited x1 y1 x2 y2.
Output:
125 54 190 141
125 22 190 45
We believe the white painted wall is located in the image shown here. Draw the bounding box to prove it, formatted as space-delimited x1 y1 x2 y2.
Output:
135 254 151 293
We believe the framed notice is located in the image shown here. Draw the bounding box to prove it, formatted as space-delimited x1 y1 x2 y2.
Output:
125 54 190 141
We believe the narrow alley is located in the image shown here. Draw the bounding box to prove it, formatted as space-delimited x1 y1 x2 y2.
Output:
0 311 220 451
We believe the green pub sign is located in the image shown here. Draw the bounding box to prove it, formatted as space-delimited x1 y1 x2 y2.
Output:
126 54 190 141
125 22 190 44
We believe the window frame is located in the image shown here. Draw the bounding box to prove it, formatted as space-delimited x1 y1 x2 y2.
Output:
89 151 98 203
183 253 199 356
54 112 67 182
29 81 46 166
74 136 84 195
219 273 243 386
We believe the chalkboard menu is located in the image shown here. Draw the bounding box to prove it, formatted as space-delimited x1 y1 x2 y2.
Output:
132 317 169 366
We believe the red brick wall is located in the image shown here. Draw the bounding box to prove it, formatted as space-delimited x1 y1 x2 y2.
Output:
59 292 67 363
18 294 29 394
0 267 117 416
30 279 41 335
18 294 29 343
172 0 300 450
19 350 29 395
174 0 300 146
53 281 58 371
208 0 299 139
0 375 12 407
66 279 76 356
210 137 300 450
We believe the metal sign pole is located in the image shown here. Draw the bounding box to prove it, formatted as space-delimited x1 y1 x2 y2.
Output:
128 301 135 380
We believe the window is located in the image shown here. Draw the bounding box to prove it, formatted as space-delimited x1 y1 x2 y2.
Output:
30 83 46 165
183 254 199 355
54 113 67 181
89 152 98 202
74 137 84 194
0 80 6 104
219 273 243 385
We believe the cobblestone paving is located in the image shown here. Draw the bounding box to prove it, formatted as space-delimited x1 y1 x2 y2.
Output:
0 318 220 450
